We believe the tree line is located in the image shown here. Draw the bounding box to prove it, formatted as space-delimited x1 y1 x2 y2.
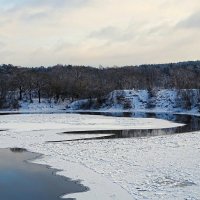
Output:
0 61 200 108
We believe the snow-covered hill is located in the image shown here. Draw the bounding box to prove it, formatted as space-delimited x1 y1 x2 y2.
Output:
67 89 200 113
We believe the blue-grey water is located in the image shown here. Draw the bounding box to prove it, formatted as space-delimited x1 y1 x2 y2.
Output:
0 148 88 200
54 112 200 141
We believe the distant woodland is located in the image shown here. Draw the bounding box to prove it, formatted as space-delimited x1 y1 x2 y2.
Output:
0 61 200 108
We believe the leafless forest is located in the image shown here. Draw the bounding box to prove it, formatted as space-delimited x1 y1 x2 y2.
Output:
0 61 200 108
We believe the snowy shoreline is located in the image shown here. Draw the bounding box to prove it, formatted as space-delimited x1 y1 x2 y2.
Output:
1 88 200 116
1 109 200 118
0 113 199 199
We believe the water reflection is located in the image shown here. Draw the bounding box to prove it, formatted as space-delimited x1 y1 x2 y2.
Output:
86 112 200 133
59 112 200 141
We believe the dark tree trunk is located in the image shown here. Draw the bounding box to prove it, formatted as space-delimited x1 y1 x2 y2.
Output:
56 94 59 102
38 89 41 103
19 86 22 100
29 90 32 102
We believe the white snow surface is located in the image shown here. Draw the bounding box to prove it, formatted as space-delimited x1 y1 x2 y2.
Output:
19 98 68 112
0 113 199 200
0 113 183 133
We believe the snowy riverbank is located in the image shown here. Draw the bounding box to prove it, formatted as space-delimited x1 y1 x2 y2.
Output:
1 113 199 199
67 89 200 114
1 89 200 115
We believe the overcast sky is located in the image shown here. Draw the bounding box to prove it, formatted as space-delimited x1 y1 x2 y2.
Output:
0 0 199 67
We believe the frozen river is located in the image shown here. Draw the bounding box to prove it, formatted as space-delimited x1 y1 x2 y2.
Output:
0 112 199 200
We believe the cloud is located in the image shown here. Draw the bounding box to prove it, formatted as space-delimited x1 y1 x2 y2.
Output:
0 0 91 24
89 26 129 43
22 12 49 22
0 0 199 67
0 0 90 12
176 11 200 29
88 25 136 44
0 41 6 48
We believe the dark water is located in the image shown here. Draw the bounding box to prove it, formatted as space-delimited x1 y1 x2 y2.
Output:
53 112 200 141
0 148 88 200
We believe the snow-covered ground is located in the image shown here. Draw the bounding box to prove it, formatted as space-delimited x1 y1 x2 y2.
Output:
67 89 200 114
0 113 199 200
19 98 68 113
1 89 200 115
0 113 183 133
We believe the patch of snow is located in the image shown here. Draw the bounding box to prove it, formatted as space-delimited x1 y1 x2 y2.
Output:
104 90 149 110
67 99 90 110
19 98 68 113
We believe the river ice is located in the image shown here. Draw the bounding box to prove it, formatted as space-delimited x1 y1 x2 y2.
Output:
0 113 199 200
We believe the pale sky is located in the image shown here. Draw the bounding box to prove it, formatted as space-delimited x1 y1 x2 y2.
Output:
0 0 200 67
